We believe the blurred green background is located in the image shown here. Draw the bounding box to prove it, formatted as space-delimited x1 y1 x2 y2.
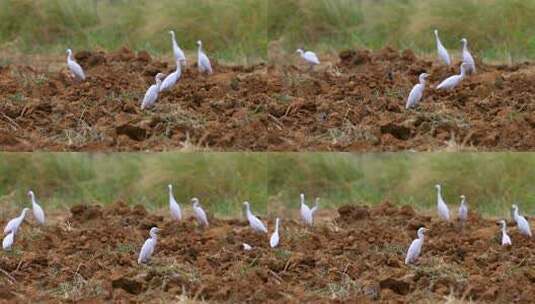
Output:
1 153 534 218
1 0 535 63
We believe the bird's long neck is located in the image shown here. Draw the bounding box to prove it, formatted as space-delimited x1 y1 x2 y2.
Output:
437 188 442 201
501 223 507 233
513 208 519 219
418 231 425 240
169 188 174 202
245 205 253 218
198 44 203 54
275 219 279 232
462 41 468 53
435 33 441 46
150 232 158 240
20 210 27 219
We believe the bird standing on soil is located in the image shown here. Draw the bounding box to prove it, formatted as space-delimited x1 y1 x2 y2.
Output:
4 208 29 236
192 198 209 227
405 227 428 265
435 184 450 221
168 184 182 222
141 73 166 110
196 40 213 75
434 30 451 65
28 190 45 225
160 61 182 92
405 73 429 109
138 227 160 264
458 195 468 224
497 220 512 246
243 201 268 233
169 30 186 67
270 218 280 248
461 38 476 74
66 48 86 81
299 193 314 226
296 49 320 71
436 63 468 90
512 204 532 237
2 231 14 251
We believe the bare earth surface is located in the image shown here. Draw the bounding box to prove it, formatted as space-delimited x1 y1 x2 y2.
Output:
1 202 534 303
1 48 535 151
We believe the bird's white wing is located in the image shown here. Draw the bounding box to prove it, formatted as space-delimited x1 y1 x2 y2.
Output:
199 53 213 74
160 71 179 92
173 44 186 62
270 231 279 248
438 201 450 221
405 239 422 264
4 218 18 235
458 205 468 221
2 232 14 251
518 216 532 236
437 44 451 65
68 60 85 80
141 84 159 109
195 207 209 226
138 238 154 264
304 52 320 65
33 203 45 224
169 198 182 221
502 232 512 246
300 204 313 226
436 75 461 90
250 215 267 233
406 84 424 109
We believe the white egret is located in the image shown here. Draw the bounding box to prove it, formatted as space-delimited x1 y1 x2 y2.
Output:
141 73 166 110
169 30 186 66
192 198 209 227
405 227 428 265
28 190 45 225
512 204 532 237
4 208 29 235
311 197 319 216
458 195 468 223
299 193 313 226
296 49 320 71
461 38 476 74
434 30 451 65
160 61 182 92
497 220 512 246
435 184 450 221
270 218 280 248
168 184 182 222
243 201 268 234
2 231 14 251
137 227 160 264
405 73 429 109
196 40 213 75
436 63 468 90
242 243 253 251
66 48 86 81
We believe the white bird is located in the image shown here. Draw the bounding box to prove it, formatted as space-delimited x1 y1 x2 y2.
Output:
405 227 428 265
169 30 186 66
141 73 166 110
4 208 29 235
270 218 280 248
160 61 182 92
28 190 45 225
435 184 450 221
66 48 86 81
242 243 253 251
434 30 451 65
512 204 532 237
436 63 468 90
458 195 468 223
137 227 160 264
461 38 476 74
497 220 512 246
243 201 268 233
196 40 213 75
299 193 313 226
311 197 319 216
2 231 14 251
405 73 429 109
192 198 209 227
168 184 182 222
296 49 320 71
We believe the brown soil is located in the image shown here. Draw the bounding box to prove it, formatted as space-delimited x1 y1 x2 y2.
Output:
1 47 535 151
1 202 533 303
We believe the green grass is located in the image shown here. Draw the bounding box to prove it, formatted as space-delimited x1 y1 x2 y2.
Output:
1 153 535 218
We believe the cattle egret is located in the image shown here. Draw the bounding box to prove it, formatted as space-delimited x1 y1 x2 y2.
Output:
435 184 450 221
141 73 166 110
242 243 253 251
192 198 209 227
497 220 512 246
512 204 532 237
405 227 428 264
436 63 468 90
270 218 280 248
4 208 29 235
296 49 320 71
461 38 476 74
168 184 182 222
434 30 451 65
66 48 85 81
28 190 45 225
243 201 268 233
196 40 213 75
458 195 468 223
2 231 14 251
311 197 319 216
406 73 429 109
169 30 186 66
299 193 313 226
160 61 182 92
138 227 160 264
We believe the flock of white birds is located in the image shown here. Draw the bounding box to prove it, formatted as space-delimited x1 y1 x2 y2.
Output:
3 185 531 267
